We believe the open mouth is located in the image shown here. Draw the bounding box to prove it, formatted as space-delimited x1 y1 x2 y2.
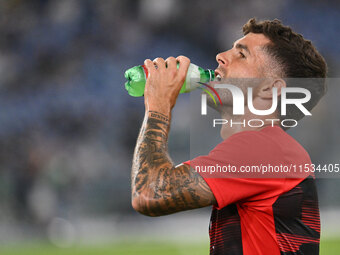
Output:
214 69 223 81
216 74 222 81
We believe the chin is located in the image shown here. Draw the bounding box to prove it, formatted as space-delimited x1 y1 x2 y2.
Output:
207 96 223 112
201 79 234 112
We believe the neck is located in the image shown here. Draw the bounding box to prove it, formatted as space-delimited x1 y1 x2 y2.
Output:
219 107 280 140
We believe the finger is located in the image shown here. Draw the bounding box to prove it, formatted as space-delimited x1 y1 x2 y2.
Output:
144 59 156 74
165 56 177 71
153 57 166 70
176 55 191 80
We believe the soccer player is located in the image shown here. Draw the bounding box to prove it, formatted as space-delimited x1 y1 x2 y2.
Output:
131 18 327 255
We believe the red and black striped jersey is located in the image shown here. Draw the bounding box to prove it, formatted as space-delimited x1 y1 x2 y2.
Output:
186 126 320 255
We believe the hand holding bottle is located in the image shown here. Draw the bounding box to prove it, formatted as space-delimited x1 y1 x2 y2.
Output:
143 56 190 115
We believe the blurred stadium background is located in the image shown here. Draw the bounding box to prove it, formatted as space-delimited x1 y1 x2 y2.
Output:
0 0 339 254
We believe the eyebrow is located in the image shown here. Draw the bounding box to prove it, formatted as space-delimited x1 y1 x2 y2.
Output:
233 43 251 55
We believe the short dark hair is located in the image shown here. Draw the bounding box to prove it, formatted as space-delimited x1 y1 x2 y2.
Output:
243 18 327 123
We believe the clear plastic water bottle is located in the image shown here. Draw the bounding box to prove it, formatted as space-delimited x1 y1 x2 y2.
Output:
124 63 215 97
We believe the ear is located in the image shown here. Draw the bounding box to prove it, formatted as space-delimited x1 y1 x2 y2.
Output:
258 79 286 99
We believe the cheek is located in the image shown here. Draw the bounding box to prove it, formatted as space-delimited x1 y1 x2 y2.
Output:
230 63 258 78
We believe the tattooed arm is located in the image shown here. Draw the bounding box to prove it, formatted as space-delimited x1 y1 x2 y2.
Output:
131 110 216 216
131 56 216 216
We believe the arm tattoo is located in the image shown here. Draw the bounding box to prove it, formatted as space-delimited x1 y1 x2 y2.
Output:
131 110 216 216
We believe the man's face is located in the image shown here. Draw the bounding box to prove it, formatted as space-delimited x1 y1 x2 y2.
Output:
215 32 271 79
208 32 273 109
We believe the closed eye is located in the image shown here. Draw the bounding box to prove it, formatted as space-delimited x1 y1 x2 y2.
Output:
239 51 246 58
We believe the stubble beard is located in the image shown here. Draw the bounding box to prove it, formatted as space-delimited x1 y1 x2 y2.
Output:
206 78 251 114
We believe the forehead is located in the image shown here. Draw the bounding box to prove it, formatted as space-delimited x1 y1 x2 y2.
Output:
234 32 271 52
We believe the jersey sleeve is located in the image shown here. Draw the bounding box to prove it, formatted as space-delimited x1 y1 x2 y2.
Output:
185 131 298 209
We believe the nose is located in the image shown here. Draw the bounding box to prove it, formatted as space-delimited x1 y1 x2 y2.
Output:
216 51 228 66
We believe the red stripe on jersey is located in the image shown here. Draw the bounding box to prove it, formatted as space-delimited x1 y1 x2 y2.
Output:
276 233 319 253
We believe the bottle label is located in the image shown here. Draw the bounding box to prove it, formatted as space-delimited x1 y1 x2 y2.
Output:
141 65 149 79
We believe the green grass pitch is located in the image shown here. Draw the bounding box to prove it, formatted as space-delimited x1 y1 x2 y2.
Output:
0 239 339 255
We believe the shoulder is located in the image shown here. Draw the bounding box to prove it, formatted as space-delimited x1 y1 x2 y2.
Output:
213 126 308 166
216 127 284 154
